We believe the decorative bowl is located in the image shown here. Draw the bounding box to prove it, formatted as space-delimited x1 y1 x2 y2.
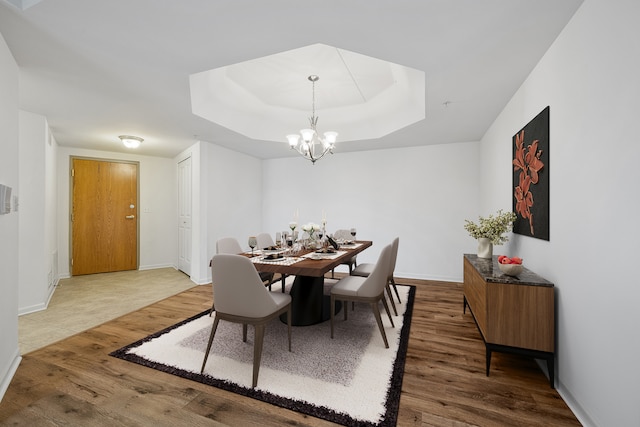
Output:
498 263 524 276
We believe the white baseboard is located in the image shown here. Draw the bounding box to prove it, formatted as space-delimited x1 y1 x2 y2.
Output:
138 263 175 271
0 349 22 403
189 275 211 285
395 271 461 283
18 301 47 316
18 278 59 316
556 380 597 427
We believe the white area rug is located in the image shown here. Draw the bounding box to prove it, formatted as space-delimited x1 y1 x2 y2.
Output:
110 285 415 426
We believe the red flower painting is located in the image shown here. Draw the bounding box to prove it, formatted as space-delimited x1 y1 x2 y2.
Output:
512 107 549 240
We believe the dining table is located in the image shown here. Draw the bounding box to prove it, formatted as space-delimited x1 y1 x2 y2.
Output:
247 240 373 326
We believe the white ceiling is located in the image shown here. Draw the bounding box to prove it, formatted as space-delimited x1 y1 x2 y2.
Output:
0 0 583 159
190 43 426 143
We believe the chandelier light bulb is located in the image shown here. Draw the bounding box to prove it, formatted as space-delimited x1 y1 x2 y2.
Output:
287 134 300 147
300 128 315 142
323 131 338 144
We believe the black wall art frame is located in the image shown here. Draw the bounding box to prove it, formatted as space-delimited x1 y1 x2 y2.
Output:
512 106 550 241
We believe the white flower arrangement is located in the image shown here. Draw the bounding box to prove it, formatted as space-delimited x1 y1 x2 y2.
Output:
301 223 320 234
464 209 517 245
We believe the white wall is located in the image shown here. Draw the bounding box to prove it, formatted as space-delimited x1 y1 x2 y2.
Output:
56 147 177 277
0 31 21 402
480 1 640 425
18 111 58 315
173 141 262 284
262 142 481 281
202 141 262 282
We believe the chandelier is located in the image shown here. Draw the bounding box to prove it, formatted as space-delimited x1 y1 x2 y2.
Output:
286 75 338 164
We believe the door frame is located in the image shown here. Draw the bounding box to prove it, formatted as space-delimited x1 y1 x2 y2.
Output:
177 155 192 276
69 156 140 275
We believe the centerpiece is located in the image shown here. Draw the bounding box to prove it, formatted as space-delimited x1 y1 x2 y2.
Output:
464 209 517 259
301 222 321 248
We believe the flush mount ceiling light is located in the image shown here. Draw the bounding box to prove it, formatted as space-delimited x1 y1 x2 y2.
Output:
286 75 337 164
119 135 143 149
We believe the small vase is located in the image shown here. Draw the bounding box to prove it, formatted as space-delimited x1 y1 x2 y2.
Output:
477 237 493 259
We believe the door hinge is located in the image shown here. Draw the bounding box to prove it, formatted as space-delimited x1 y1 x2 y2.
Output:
71 169 74 177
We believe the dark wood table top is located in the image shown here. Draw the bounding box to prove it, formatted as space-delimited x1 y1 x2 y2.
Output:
248 240 372 277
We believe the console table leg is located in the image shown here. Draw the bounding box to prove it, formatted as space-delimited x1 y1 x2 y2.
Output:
463 295 467 314
547 356 555 389
486 346 492 376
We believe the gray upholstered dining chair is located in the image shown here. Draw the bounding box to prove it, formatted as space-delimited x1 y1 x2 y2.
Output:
255 232 287 293
330 229 358 278
330 243 394 348
217 235 274 285
216 236 243 254
351 237 401 316
201 254 292 388
210 237 273 315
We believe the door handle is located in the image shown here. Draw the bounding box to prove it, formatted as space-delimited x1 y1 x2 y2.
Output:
125 215 135 219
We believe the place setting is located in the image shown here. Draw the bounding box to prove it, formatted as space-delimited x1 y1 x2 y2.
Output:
303 247 345 260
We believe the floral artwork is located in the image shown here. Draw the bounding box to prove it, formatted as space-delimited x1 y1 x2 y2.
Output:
512 106 550 240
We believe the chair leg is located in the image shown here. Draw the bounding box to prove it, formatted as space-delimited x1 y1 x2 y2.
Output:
252 324 265 388
331 268 335 279
242 324 248 342
386 283 398 316
209 301 215 316
391 277 401 304
371 302 389 348
344 300 348 320
200 316 220 373
281 275 286 293
381 296 395 328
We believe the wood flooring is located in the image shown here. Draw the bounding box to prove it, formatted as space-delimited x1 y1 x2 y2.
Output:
0 278 580 426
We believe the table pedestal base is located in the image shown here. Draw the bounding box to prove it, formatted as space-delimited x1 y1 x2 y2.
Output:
280 275 341 326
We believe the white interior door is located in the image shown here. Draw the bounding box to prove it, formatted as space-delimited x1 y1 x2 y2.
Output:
177 157 192 275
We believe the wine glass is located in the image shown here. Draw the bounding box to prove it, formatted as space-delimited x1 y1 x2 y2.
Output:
275 232 282 247
286 237 293 255
248 236 257 257
350 228 357 240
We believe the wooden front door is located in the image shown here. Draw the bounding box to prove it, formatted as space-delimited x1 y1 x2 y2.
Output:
71 158 138 275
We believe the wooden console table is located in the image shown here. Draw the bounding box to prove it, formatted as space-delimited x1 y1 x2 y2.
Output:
463 254 555 388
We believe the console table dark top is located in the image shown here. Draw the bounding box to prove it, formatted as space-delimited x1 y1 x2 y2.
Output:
464 254 554 287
